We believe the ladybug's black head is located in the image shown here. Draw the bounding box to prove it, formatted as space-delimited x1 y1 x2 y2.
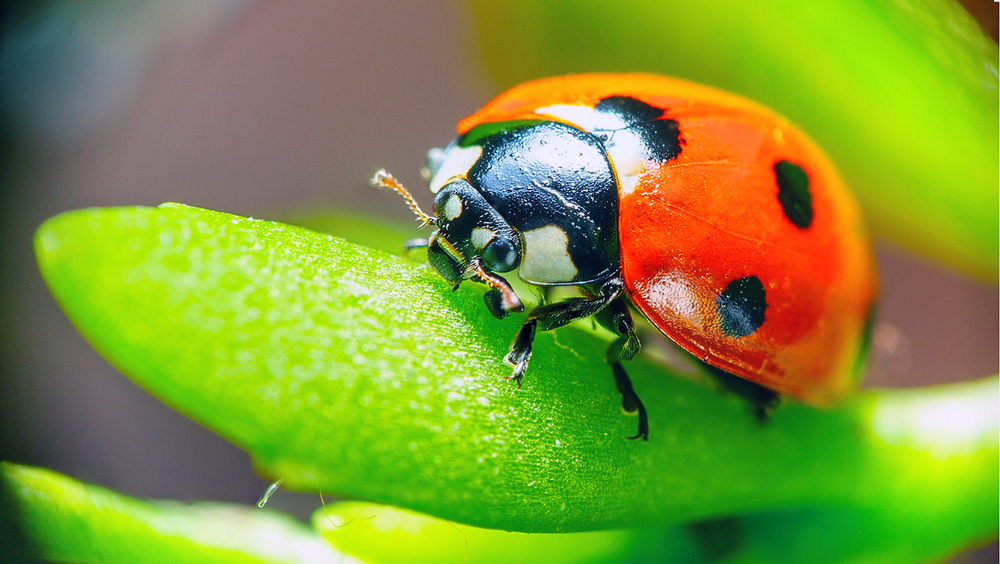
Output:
424 120 621 288
370 169 525 318
427 178 521 281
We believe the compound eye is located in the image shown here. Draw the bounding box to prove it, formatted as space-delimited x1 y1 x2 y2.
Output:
481 235 519 273
427 239 463 282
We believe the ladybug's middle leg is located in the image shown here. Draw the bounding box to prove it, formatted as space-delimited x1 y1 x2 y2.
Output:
595 296 648 440
504 280 623 385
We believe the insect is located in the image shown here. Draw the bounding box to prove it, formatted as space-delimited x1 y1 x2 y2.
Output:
373 73 878 440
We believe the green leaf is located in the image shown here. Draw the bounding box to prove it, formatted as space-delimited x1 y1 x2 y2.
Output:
466 0 999 280
281 210 417 256
315 499 997 564
1 462 350 564
34 203 997 561
314 502 661 564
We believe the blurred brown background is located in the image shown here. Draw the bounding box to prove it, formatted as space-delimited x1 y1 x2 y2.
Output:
1 1 996 561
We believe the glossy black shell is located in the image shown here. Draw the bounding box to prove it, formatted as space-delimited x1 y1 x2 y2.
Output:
438 120 620 285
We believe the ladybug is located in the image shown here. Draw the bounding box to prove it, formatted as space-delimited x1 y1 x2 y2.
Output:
373 73 878 440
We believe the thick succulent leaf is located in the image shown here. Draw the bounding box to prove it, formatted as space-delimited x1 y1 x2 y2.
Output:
467 0 999 280
0 462 352 564
315 500 998 564
34 204 997 552
282 210 417 256
315 502 660 564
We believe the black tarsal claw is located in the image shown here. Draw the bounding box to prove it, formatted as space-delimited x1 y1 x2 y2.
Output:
610 347 649 441
503 348 530 388
504 320 536 387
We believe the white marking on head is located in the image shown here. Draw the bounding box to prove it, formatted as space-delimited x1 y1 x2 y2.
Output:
428 145 483 194
443 194 463 221
470 227 495 249
518 225 578 284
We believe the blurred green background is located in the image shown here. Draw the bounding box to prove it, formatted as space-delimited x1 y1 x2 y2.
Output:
1 1 996 562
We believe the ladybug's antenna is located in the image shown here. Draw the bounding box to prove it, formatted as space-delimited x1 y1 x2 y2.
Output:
371 169 437 227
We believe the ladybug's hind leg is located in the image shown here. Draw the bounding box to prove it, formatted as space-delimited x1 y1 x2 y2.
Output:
595 297 648 441
704 365 780 423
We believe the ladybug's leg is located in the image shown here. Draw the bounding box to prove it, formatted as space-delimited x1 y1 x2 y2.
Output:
595 297 648 441
704 365 779 422
594 296 641 361
403 238 429 251
504 280 623 386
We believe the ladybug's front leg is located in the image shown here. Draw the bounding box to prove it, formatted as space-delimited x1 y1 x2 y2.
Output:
505 319 536 385
595 297 648 440
504 281 623 385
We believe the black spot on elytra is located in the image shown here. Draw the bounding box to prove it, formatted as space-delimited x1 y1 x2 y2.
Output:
717 276 767 337
593 96 682 163
595 96 664 122
774 160 813 229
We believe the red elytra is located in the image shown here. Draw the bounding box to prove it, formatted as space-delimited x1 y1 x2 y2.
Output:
455 74 879 406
